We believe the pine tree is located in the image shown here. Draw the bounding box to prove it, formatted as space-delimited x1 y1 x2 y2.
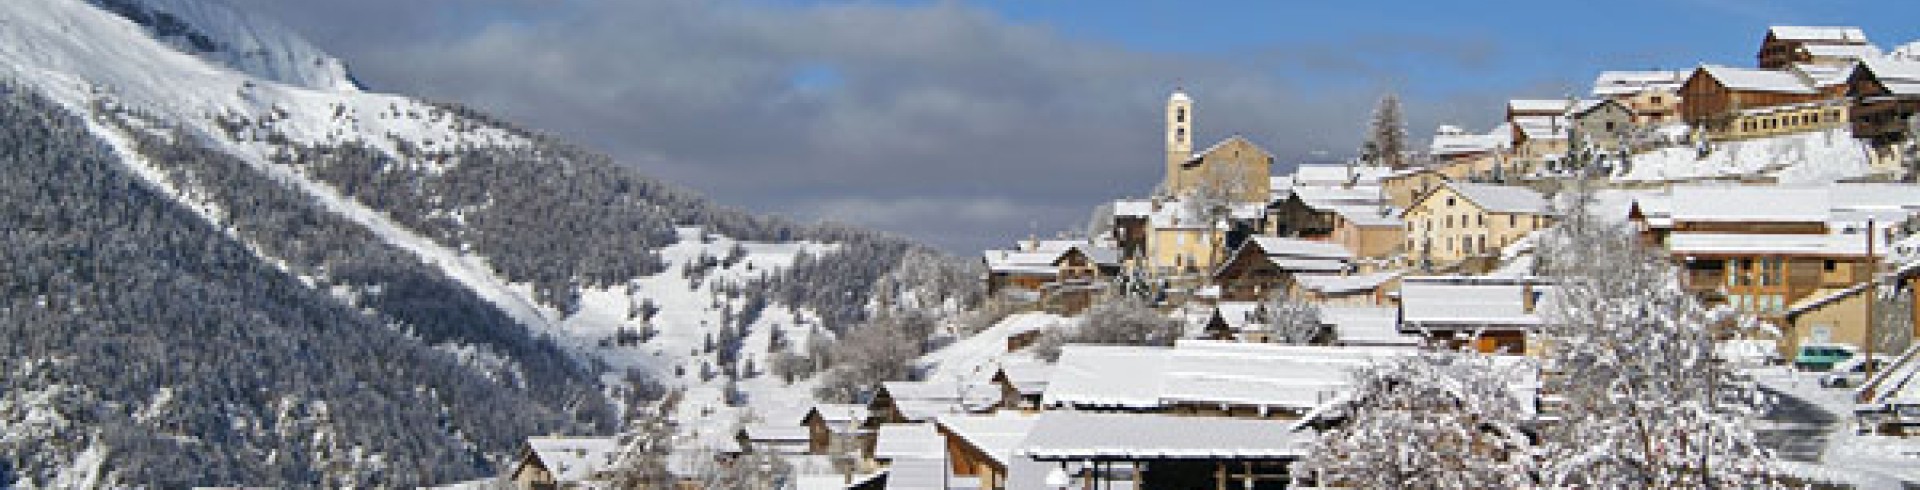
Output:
1368 93 1408 168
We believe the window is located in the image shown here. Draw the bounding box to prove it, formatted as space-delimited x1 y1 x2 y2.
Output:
1447 197 1455 207
1477 214 1485 227
1509 215 1516 227
1651 96 1663 104
1176 127 1186 142
1177 108 1186 123
1824 260 1836 272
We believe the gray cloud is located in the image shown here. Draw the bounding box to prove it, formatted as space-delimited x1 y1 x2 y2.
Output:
227 0 1519 252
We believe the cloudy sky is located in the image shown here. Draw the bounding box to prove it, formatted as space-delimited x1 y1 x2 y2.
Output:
229 0 1917 252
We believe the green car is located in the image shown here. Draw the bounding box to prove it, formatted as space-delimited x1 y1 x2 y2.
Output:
1793 344 1857 371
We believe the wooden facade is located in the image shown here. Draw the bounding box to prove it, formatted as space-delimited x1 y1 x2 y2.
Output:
1848 61 1920 145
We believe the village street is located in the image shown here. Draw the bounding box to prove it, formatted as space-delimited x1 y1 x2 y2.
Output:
1753 367 1920 489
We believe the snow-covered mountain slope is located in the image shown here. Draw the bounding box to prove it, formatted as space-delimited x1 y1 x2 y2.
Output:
0 0 980 486
88 0 358 91
1615 128 1875 183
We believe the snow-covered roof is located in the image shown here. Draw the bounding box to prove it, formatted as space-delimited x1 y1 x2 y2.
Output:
1043 342 1408 410
1292 164 1393 186
1149 200 1219 230
1568 98 1629 119
1448 183 1550 214
1668 185 1829 223
1294 271 1401 295
1290 186 1385 208
873 424 945 460
1169 89 1192 104
1209 301 1264 331
806 404 871 425
1665 232 1870 257
1857 57 1920 96
981 250 1060 275
1508 99 1575 115
1189 134 1273 162
1430 127 1507 156
742 424 811 442
1769 26 1870 44
1246 236 1356 261
934 413 1041 467
1017 412 1313 461
1697 65 1817 94
1511 115 1569 140
522 437 620 483
1329 204 1403 227
883 457 948 490
1786 283 1872 318
1113 199 1154 218
1790 62 1855 88
1321 306 1421 346
1398 277 1545 329
1828 183 1920 211
1042 345 1166 408
1591 70 1684 97
1799 43 1882 61
994 358 1054 396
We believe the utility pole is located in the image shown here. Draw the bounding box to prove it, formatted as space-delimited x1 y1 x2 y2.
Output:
1867 217 1879 379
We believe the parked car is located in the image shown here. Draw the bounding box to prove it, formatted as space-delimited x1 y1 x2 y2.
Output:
1793 343 1857 371
1819 354 1894 388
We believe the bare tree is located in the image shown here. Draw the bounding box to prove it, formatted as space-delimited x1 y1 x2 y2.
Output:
1263 291 1324 345
1031 296 1180 361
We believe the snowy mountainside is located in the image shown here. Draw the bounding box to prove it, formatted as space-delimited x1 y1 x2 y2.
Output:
0 0 979 486
1615 128 1874 183
87 0 358 91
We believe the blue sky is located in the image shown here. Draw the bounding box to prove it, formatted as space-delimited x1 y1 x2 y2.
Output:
239 0 1919 252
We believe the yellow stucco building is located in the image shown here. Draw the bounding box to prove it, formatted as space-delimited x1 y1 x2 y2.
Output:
1404 182 1553 266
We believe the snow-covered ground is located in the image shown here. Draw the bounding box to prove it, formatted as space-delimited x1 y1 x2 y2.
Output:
1751 366 1920 488
1615 128 1873 183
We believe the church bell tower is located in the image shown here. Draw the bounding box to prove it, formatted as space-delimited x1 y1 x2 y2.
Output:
1165 88 1193 192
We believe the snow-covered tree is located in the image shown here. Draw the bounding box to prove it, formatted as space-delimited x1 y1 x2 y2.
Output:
1262 291 1323 345
1367 93 1408 168
1031 296 1180 361
1300 351 1540 488
1533 181 1779 487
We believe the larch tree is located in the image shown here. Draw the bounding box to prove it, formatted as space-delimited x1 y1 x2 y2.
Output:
1368 92 1408 168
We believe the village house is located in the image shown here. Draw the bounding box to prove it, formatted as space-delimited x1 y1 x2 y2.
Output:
1848 57 1920 146
1019 412 1310 489
801 404 871 456
1758 26 1876 69
1267 185 1384 238
1680 64 1846 141
1427 124 1511 181
1144 200 1229 277
1396 276 1550 355
929 413 1044 490
1213 236 1354 302
1592 70 1685 124
1568 98 1637 154
988 359 1054 411
735 424 812 457
1379 166 1449 209
1292 271 1402 306
865 380 998 429
1110 199 1153 265
508 436 622 490
980 240 1119 313
1403 182 1552 269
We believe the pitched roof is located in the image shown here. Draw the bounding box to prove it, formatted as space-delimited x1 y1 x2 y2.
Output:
1017 412 1313 461
872 423 945 460
1246 236 1356 260
1856 57 1920 96
1321 306 1421 346
1511 115 1569 140
1508 99 1575 114
1591 70 1684 96
934 413 1041 467
522 437 620 483
1189 134 1274 162
1768 26 1870 44
1042 342 1409 410
1448 183 1550 214
1667 185 1829 223
1112 199 1154 218
1294 271 1401 295
1665 232 1870 257
1790 62 1855 88
1799 43 1882 60
806 404 871 424
1292 164 1393 186
994 359 1054 396
742 424 811 442
1398 277 1545 329
1696 65 1817 94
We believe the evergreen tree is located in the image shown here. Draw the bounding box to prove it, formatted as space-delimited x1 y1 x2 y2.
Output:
1368 93 1408 168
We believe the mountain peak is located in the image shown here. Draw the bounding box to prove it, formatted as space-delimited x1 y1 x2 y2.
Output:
87 0 358 92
